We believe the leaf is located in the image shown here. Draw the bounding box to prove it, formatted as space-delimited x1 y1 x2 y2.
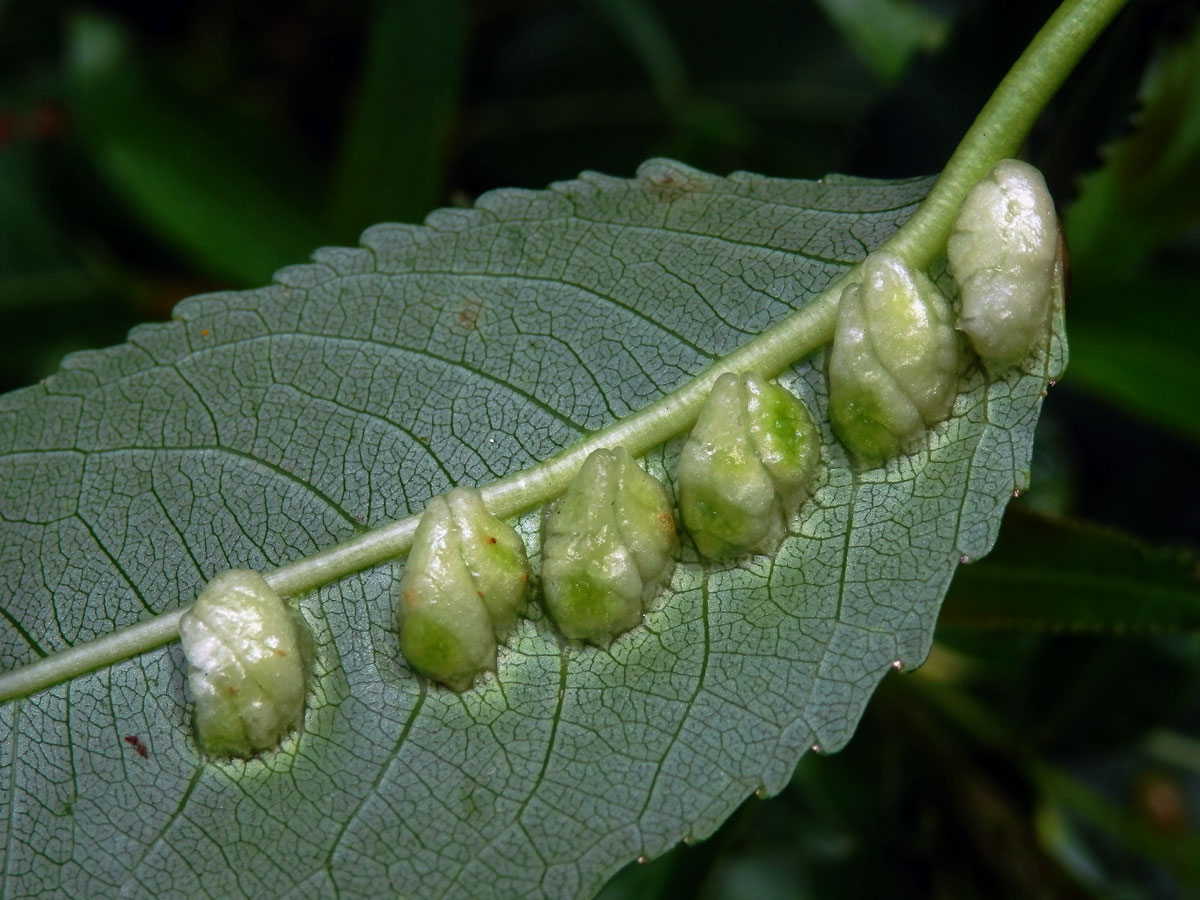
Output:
942 509 1200 633
0 159 1059 899
1038 765 1200 886
1065 16 1200 278
811 0 948 84
1059 17 1200 443
1063 291 1200 445
583 0 689 104
66 13 329 285
329 0 467 238
0 145 108 386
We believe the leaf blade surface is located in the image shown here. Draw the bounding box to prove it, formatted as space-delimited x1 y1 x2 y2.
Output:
0 160 1059 900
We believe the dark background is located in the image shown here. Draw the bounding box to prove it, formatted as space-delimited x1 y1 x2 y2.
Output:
2 1 1198 897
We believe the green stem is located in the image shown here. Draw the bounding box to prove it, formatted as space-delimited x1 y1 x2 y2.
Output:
0 0 1130 703
267 280 843 596
0 611 185 702
882 0 1129 269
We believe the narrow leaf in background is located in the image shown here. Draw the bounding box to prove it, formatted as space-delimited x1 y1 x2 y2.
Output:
584 0 689 104
811 0 948 84
330 0 466 239
1063 16 1200 443
942 509 1200 634
66 13 328 286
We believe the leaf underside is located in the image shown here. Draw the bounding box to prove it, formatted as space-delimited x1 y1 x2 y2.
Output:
0 159 1062 900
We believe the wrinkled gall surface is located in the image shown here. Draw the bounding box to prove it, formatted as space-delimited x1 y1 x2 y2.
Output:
948 159 1060 367
542 447 676 645
397 487 530 691
179 569 311 758
829 251 960 463
677 372 820 558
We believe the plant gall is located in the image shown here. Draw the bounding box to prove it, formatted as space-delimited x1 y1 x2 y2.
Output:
180 569 311 758
541 447 676 645
396 487 530 691
829 251 960 462
677 372 820 558
947 159 1061 367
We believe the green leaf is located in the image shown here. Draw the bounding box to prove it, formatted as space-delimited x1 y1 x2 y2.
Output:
1065 17 1200 277
1059 17 1200 443
583 0 689 104
330 0 466 238
811 0 948 84
1038 765 1200 886
0 159 1059 898
66 14 328 285
1063 290 1200 445
942 510 1200 633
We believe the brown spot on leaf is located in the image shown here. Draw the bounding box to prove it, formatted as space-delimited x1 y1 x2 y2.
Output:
637 160 702 201
456 298 484 330
124 735 148 758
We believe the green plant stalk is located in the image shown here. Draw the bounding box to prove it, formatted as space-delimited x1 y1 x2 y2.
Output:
882 0 1126 269
0 0 1130 703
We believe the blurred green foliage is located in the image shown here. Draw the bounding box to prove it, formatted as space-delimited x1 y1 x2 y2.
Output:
1 0 1198 896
